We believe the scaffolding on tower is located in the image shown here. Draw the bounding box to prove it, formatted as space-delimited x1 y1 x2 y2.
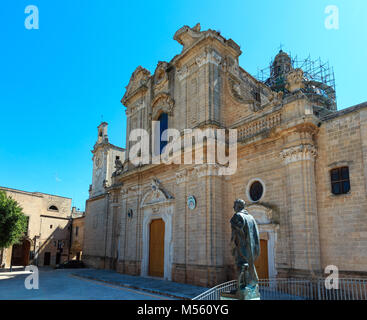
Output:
256 52 337 111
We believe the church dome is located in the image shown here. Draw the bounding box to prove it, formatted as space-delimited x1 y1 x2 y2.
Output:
271 50 292 78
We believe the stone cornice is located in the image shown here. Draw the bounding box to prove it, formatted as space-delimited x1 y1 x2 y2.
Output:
92 141 125 155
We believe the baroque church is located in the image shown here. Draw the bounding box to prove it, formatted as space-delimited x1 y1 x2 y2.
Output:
83 24 367 287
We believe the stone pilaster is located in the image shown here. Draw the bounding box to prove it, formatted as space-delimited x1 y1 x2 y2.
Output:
280 143 322 277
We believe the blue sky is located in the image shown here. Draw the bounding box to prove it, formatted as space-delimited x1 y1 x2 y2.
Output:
0 0 366 211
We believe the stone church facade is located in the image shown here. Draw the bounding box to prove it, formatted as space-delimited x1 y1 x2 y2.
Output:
83 24 367 287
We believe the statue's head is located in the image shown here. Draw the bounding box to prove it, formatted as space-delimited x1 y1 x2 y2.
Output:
233 199 246 212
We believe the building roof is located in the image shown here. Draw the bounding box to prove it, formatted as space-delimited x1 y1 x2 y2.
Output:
0 186 72 200
321 101 367 121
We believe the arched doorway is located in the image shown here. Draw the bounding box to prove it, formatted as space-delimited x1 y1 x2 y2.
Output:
11 239 31 266
149 219 165 277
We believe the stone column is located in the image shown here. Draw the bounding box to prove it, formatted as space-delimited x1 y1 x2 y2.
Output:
280 143 322 277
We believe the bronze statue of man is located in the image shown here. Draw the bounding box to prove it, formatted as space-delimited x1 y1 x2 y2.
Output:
230 199 260 289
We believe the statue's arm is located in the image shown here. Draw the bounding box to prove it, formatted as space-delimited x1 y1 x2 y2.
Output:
230 213 244 230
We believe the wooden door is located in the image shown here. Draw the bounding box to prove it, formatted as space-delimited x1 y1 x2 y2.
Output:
149 219 165 277
255 239 269 279
11 240 30 266
11 244 23 266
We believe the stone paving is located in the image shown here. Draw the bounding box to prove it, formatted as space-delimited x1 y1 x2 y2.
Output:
0 268 172 300
72 269 208 299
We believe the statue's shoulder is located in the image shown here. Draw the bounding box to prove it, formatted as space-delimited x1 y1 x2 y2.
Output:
241 210 256 223
240 210 250 218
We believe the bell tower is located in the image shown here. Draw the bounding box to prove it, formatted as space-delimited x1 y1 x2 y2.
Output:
97 122 108 144
89 122 125 198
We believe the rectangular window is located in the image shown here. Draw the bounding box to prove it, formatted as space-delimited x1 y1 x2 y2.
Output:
75 226 79 237
330 166 350 195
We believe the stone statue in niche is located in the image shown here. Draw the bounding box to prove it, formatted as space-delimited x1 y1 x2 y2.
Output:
221 199 261 300
112 158 124 177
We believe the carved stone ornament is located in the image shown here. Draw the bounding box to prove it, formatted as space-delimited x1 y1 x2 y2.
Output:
140 178 174 207
121 66 151 105
280 144 317 164
286 68 305 93
152 93 175 119
154 61 169 93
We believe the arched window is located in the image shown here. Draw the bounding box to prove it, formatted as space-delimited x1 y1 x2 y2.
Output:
48 205 59 211
158 113 168 154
